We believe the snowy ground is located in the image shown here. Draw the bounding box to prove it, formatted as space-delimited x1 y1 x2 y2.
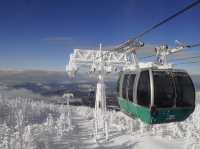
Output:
0 92 199 149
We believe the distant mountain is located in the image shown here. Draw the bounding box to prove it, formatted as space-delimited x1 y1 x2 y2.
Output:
0 70 68 84
0 70 198 108
0 70 118 84
1 69 199 102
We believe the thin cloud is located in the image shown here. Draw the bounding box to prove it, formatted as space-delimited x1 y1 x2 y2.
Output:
42 37 92 48
43 37 73 42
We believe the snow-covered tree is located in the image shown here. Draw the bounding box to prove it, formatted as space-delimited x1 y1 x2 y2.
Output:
15 109 25 149
2 122 12 149
56 113 66 137
45 113 55 134
23 125 36 149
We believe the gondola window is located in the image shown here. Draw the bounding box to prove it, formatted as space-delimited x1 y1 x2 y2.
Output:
122 74 129 99
128 74 136 102
153 71 175 108
173 72 195 107
117 73 122 96
137 71 150 107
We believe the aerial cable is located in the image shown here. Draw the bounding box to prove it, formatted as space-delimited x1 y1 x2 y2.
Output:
174 60 200 65
140 54 155 59
170 55 200 62
185 43 200 48
113 0 200 51
140 42 200 60
95 0 200 57
132 0 200 40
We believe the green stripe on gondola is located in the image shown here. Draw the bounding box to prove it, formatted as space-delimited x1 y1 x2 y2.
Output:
117 97 194 124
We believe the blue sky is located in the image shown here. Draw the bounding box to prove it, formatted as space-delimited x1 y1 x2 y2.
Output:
0 0 199 73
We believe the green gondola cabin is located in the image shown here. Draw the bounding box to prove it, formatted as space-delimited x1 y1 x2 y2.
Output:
117 68 195 124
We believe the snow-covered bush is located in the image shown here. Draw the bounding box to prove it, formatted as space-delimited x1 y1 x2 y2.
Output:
103 103 200 144
0 94 73 149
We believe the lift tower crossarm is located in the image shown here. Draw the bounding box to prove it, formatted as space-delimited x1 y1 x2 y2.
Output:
66 40 144 78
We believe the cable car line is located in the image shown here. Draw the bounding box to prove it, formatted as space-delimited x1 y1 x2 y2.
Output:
132 0 200 40
140 42 200 60
141 53 200 61
185 43 200 48
174 60 200 65
140 54 155 59
113 0 200 52
170 55 200 62
97 0 200 62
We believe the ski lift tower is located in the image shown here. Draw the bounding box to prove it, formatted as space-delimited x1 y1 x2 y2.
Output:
66 40 144 140
154 40 185 67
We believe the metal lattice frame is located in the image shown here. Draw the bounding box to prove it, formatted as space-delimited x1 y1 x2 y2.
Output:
66 48 138 78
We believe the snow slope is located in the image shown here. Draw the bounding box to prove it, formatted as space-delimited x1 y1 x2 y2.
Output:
0 92 200 149
74 104 200 149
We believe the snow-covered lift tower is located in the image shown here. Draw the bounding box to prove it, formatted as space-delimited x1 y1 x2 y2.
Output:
66 40 144 140
154 40 185 66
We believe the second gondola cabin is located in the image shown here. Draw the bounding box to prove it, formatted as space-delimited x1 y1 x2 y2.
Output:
117 66 195 124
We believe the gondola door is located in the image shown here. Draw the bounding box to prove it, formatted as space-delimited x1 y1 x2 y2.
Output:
119 74 129 112
136 70 152 123
127 73 138 118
